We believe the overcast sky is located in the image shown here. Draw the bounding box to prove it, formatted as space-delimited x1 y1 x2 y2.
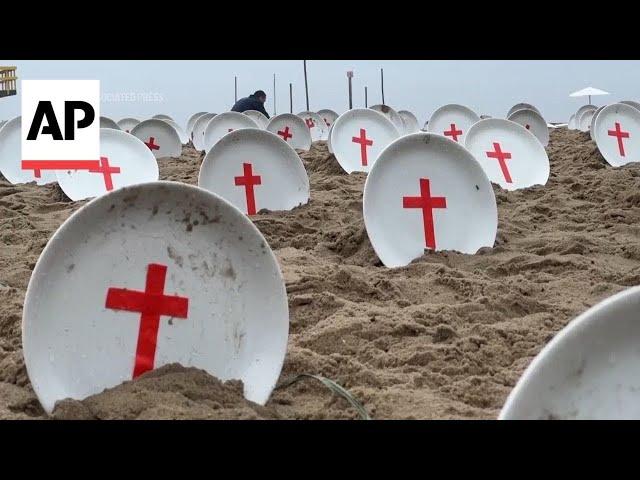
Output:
1 60 639 126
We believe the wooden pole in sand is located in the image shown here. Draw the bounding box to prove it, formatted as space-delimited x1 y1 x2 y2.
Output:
365 86 368 108
289 83 293 113
273 73 276 116
347 71 353 110
380 68 385 105
303 60 310 111
234 76 237 103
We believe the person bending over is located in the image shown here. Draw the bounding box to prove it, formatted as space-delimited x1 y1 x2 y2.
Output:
231 90 270 119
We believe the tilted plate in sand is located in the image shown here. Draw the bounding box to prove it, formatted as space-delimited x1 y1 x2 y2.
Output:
317 109 339 129
507 102 541 117
363 133 497 268
22 181 289 413
593 103 640 167
130 119 182 159
161 118 190 145
330 108 399 174
56 128 159 201
297 111 328 141
578 110 595 132
117 117 140 133
203 111 260 152
198 129 310 215
266 113 312 151
0 116 57 185
507 108 549 147
192 113 217 151
398 110 420 135
500 286 640 419
427 103 480 145
243 110 269 129
99 116 121 130
186 111 208 140
464 118 549 190
369 104 405 133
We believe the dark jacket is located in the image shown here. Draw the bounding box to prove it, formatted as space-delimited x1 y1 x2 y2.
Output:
231 94 270 119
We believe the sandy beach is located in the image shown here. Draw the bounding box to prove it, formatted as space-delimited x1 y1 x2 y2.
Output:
2 128 639 419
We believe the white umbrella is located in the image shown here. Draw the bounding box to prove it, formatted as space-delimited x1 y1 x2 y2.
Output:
569 87 610 105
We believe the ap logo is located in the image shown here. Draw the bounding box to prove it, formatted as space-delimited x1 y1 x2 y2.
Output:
21 80 100 175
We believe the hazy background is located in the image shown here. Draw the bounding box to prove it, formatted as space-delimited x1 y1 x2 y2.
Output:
1 60 638 126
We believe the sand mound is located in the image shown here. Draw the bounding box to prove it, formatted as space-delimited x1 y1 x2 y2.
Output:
1 128 640 419
52 364 278 420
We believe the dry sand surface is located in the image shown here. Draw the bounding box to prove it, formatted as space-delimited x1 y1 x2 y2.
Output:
2 128 640 419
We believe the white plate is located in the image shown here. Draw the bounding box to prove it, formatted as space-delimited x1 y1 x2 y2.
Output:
198 129 309 215
500 286 640 419
330 108 400 173
363 133 497 268
243 110 269 129
22 181 289 414
203 111 260 152
186 112 208 140
297 111 328 141
593 102 640 167
100 116 121 130
427 104 480 145
589 106 606 141
266 113 312 151
56 128 159 201
507 108 549 147
507 103 541 117
317 109 339 129
117 118 140 133
192 113 217 151
398 110 420 134
578 110 595 132
152 114 173 121
0 116 57 185
161 119 190 145
369 104 405 133
574 105 598 128
130 119 182 159
568 114 577 130
464 118 549 190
